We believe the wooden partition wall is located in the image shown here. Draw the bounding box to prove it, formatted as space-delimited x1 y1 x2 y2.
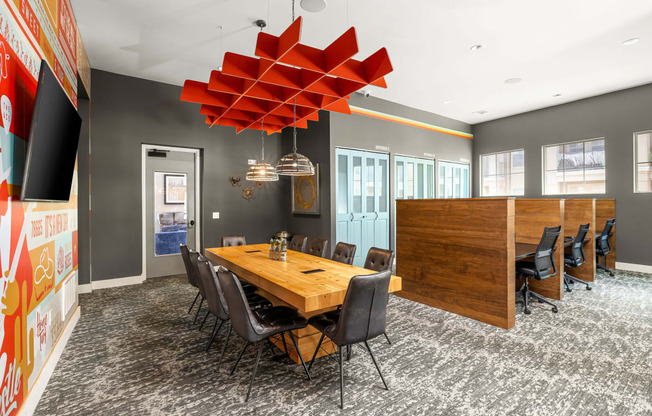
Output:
595 199 616 269
514 199 565 300
396 198 516 329
564 199 597 282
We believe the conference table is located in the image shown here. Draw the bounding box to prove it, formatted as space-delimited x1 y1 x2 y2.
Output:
204 243 402 364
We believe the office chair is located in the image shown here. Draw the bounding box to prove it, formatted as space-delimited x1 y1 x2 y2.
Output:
363 247 395 344
331 242 356 265
180 244 201 315
596 218 615 277
564 223 592 291
220 235 257 294
306 238 329 258
308 270 392 409
515 226 561 314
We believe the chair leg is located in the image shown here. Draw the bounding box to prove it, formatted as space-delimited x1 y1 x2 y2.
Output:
339 345 345 409
308 333 325 372
383 332 392 345
230 341 250 375
245 342 264 402
523 277 531 315
193 298 204 324
565 272 591 291
218 325 233 368
206 319 224 352
188 291 200 314
346 345 352 361
281 332 289 354
364 341 388 390
529 291 559 313
199 310 210 330
596 262 615 277
287 331 311 380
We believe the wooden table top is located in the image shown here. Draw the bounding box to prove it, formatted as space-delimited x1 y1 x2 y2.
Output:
204 244 402 313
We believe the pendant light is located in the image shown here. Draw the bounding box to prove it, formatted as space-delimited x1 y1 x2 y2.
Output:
247 117 279 181
276 0 315 177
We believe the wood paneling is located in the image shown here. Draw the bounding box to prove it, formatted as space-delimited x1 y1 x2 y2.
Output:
514 199 565 300
396 198 515 329
595 199 616 269
564 199 596 282
204 244 402 364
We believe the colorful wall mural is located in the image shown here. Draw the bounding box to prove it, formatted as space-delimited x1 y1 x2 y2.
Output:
0 0 80 414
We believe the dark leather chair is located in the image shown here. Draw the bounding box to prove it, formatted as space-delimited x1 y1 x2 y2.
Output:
331 242 356 265
222 235 247 247
218 271 311 402
596 219 615 277
364 247 395 272
363 247 395 344
516 226 561 314
306 238 328 258
180 244 201 315
308 270 392 408
288 234 307 252
195 256 272 354
564 223 592 291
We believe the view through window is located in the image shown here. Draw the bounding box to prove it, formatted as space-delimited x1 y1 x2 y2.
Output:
480 149 524 196
543 139 605 195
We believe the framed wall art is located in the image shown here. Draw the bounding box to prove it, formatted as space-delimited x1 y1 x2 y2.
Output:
292 164 319 215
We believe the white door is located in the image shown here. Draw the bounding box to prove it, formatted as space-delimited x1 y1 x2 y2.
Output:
145 148 199 277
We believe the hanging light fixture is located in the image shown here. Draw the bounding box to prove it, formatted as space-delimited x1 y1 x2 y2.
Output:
247 117 279 181
276 98 315 176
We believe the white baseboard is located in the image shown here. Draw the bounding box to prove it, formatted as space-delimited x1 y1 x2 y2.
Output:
615 262 652 274
77 283 92 294
91 274 145 291
19 306 80 416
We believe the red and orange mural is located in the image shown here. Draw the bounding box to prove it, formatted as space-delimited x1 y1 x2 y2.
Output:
0 1 79 414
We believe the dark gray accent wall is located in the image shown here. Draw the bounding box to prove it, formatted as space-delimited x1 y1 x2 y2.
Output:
472 83 652 266
77 97 90 285
282 111 332 245
90 70 286 281
329 94 474 250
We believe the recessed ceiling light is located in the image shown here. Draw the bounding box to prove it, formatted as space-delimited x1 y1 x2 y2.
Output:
622 38 640 46
218 66 223 71
470 44 483 52
442 100 452 104
552 93 562 97
301 0 327 12
473 110 488 115
504 77 522 85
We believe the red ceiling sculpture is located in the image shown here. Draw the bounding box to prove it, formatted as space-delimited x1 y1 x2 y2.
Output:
180 16 393 134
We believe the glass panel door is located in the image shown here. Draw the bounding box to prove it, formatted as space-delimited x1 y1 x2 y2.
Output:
438 161 470 198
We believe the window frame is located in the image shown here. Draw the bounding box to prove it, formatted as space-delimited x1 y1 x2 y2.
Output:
633 130 652 193
479 149 525 197
541 137 606 196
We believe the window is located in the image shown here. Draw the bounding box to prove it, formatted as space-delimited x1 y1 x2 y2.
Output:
634 131 652 192
480 150 524 196
543 138 605 195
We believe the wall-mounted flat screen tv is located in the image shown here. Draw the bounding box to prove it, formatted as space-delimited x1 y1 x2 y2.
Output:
21 60 82 202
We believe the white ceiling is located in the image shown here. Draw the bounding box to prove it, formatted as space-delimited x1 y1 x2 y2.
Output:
71 0 652 124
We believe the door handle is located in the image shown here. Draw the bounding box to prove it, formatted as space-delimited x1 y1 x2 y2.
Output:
374 212 379 220
188 219 195 229
350 213 354 221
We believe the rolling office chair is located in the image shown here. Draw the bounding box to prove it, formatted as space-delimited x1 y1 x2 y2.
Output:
564 223 592 292
331 242 356 265
515 226 561 315
596 218 616 277
364 247 395 344
307 270 392 409
288 234 308 252
306 238 329 258
218 271 311 402
180 244 201 315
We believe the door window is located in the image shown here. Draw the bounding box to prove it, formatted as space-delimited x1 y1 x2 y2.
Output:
154 172 187 256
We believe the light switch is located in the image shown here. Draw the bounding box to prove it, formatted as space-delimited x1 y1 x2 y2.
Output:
212 212 220 219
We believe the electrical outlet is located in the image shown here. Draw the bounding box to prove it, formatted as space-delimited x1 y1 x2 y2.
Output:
212 212 220 219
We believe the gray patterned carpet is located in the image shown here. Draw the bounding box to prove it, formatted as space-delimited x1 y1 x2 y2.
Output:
35 270 652 416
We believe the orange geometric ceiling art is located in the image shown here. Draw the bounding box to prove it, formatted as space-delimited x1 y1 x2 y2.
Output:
180 16 393 134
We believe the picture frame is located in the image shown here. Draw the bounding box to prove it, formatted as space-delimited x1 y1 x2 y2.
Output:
291 164 320 215
164 174 187 204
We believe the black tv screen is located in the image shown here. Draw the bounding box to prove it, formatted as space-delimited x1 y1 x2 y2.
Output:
21 60 81 202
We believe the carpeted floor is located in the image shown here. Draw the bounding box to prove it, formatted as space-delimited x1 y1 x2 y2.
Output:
35 270 652 416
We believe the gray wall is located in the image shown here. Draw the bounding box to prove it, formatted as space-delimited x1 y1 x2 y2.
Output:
77 96 90 285
330 94 474 250
90 70 286 281
472 83 652 266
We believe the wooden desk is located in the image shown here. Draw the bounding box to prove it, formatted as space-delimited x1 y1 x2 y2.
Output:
204 244 402 363
515 237 589 261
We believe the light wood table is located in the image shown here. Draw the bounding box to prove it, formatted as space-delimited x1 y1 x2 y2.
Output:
204 244 402 364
